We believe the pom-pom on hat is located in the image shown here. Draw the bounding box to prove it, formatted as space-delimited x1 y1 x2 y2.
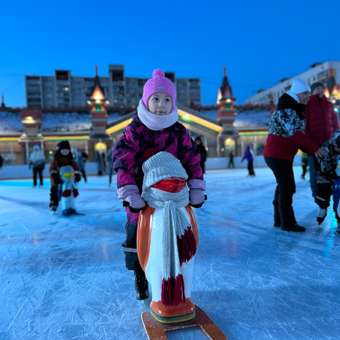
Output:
289 78 310 95
142 69 177 110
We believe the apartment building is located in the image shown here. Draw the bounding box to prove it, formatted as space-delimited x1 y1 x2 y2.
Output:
25 65 201 109
245 61 340 105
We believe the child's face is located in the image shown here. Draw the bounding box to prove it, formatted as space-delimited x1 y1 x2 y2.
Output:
60 149 70 156
148 93 173 115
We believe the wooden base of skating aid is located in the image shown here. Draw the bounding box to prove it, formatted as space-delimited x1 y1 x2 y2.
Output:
141 305 227 340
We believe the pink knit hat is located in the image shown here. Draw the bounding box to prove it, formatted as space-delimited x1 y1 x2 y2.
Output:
142 69 177 109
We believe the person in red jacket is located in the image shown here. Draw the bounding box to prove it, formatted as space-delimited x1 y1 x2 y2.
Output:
264 79 322 232
305 82 339 224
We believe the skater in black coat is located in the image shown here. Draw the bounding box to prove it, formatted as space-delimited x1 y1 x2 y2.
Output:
195 136 207 173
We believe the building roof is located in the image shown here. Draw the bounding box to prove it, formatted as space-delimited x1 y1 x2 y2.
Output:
245 60 340 104
0 112 23 134
0 108 271 135
200 109 270 130
42 113 91 132
0 111 125 134
218 67 233 100
234 110 270 130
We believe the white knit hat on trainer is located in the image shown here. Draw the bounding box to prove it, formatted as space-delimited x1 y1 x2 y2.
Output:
142 151 188 190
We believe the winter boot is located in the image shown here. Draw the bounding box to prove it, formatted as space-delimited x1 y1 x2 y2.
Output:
49 202 58 212
273 201 281 228
68 208 77 215
317 208 327 225
134 269 149 300
62 208 74 216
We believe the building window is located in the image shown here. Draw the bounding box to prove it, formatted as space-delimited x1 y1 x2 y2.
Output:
111 70 124 81
56 70 70 81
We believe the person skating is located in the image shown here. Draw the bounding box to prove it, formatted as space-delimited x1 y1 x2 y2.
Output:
312 131 340 225
75 149 88 183
264 79 322 232
242 145 255 176
332 137 340 234
228 150 235 169
96 151 106 176
304 81 340 224
49 141 81 215
106 146 114 186
194 136 207 173
113 69 205 300
334 175 340 234
29 145 45 187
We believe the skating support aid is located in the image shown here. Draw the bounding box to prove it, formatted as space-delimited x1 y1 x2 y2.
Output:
141 305 227 340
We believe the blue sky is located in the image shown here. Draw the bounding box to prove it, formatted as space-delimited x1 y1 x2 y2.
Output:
1 0 339 106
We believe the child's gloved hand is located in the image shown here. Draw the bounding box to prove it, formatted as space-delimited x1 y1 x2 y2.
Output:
188 179 206 208
189 189 206 208
117 185 146 211
125 193 146 210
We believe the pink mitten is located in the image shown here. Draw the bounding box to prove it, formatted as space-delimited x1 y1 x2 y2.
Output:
189 188 205 207
188 179 206 208
117 185 146 210
126 192 146 210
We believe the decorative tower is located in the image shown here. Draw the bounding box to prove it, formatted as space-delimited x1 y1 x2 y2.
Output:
216 67 238 156
87 66 111 162
1 95 5 108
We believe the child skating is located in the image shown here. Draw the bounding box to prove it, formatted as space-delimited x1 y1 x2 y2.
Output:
113 69 205 300
49 140 82 216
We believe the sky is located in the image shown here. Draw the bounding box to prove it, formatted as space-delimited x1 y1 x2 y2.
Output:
1 0 340 107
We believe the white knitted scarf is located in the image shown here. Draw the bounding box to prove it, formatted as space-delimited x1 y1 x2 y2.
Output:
137 100 178 131
142 187 189 279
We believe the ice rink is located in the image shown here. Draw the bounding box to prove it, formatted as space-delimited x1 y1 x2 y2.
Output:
0 167 339 340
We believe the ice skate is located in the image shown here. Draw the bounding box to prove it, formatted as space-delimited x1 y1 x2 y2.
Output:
282 224 306 232
317 208 327 224
134 269 149 300
49 202 58 213
62 208 73 216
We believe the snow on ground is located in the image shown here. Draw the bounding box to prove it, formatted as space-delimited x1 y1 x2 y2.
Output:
0 168 339 340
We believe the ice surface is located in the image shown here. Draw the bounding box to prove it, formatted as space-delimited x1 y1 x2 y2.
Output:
0 168 339 340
